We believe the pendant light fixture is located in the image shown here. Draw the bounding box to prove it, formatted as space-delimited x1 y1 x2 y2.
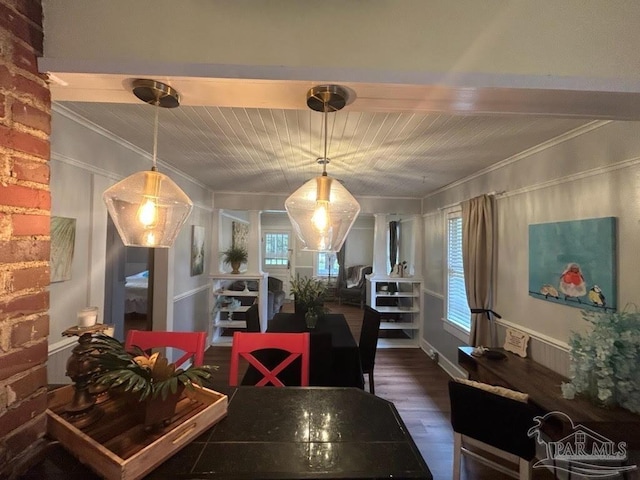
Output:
103 79 193 248
285 85 361 252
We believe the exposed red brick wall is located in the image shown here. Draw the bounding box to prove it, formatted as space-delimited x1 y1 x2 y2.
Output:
0 0 50 477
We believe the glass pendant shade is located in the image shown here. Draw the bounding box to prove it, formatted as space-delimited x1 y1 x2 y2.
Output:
285 173 360 252
103 169 193 248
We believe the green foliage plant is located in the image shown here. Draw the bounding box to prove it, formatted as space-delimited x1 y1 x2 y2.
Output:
90 334 216 401
561 307 640 414
289 274 328 310
221 245 248 265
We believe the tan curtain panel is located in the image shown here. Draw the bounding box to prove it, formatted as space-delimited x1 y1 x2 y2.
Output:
461 194 496 347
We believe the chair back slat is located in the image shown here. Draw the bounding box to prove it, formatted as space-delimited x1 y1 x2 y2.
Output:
358 306 381 372
229 332 310 387
124 330 207 367
244 304 261 332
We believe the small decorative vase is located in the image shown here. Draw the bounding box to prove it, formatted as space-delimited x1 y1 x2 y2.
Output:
230 261 241 274
305 309 319 329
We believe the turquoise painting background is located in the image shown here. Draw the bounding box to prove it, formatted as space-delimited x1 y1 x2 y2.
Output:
528 217 617 311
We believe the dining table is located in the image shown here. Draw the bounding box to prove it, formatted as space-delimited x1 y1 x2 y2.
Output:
241 312 365 389
27 387 433 480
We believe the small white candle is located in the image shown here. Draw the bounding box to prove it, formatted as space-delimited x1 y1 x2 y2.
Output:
77 306 98 328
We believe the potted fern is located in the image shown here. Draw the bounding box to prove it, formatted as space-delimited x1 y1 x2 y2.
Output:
221 245 248 274
90 334 216 428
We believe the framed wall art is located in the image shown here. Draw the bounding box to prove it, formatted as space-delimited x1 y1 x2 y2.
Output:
528 217 616 312
50 216 76 282
191 225 205 276
232 221 249 250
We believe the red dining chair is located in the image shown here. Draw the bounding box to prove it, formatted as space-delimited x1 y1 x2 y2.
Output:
124 330 207 367
229 332 310 387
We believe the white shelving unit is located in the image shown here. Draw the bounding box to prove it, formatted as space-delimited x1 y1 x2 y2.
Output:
366 276 423 347
209 273 267 345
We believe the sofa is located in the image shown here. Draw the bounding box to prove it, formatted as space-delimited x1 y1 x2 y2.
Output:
229 276 286 320
337 265 372 309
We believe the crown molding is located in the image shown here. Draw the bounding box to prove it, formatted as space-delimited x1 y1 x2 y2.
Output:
423 120 611 200
52 103 212 192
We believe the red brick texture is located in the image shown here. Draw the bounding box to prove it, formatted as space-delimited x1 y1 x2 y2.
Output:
11 157 50 184
0 0 50 476
11 214 49 236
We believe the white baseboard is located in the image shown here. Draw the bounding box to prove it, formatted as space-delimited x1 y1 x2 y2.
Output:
420 338 468 379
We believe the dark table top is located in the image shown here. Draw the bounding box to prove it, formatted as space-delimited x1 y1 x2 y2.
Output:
242 313 364 389
173 387 432 479
24 387 432 480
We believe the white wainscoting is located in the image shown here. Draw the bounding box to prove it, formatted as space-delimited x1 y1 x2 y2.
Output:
47 338 76 385
495 320 570 377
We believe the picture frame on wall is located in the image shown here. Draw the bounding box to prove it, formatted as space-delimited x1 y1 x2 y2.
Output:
232 221 249 250
50 216 76 282
528 217 617 312
191 225 205 276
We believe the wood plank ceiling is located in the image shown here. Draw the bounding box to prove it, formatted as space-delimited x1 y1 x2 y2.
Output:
56 100 591 198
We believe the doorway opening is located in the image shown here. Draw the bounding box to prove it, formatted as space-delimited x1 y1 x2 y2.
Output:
104 215 153 340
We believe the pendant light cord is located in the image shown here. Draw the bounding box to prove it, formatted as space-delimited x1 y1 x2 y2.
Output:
322 105 328 176
151 101 159 171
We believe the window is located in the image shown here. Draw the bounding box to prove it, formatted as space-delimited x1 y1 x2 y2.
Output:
264 232 289 267
315 252 339 279
445 210 471 338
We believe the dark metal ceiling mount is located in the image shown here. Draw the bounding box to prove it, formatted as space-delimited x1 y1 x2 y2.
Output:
131 79 180 108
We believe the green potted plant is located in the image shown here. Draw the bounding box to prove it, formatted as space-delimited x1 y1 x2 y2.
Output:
221 245 248 274
289 275 328 327
90 334 216 427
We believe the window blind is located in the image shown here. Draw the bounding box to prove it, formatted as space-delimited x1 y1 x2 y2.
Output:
447 215 471 330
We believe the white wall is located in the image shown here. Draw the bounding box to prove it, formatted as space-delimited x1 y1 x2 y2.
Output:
44 1 640 89
344 217 374 268
398 218 416 276
422 120 640 374
49 160 94 341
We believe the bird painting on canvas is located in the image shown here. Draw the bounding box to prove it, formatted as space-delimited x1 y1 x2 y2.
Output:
588 285 606 309
540 284 559 299
559 263 587 302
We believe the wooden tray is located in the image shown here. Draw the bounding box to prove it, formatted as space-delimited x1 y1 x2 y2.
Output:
47 384 228 480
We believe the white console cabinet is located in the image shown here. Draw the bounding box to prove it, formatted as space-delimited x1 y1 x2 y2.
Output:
209 273 267 344
366 277 422 347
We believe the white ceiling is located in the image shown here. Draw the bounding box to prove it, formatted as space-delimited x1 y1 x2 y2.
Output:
50 75 633 200
56 96 592 199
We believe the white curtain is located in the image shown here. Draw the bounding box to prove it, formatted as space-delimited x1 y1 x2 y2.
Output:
462 194 496 347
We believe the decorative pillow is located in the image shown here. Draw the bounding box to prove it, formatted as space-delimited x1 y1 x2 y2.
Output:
455 377 529 403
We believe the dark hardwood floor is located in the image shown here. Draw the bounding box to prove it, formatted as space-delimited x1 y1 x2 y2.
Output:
205 301 555 480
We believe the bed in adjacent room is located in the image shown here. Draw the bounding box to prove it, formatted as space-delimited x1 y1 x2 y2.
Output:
125 270 149 314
